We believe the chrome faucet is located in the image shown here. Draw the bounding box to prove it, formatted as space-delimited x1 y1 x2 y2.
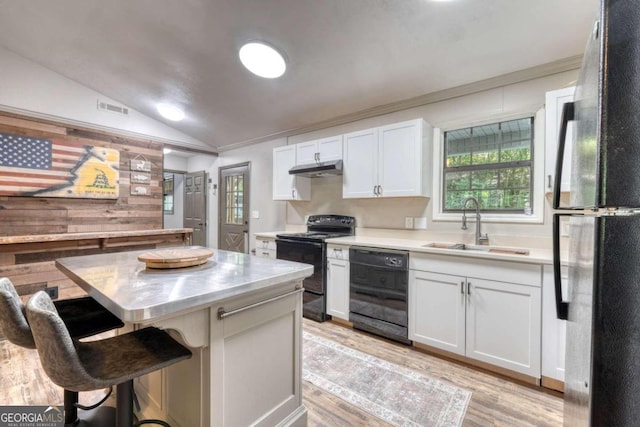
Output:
461 197 489 245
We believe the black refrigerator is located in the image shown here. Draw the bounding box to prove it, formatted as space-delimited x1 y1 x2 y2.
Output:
552 1 640 425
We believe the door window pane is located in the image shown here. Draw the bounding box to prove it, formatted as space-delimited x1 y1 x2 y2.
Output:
225 174 244 225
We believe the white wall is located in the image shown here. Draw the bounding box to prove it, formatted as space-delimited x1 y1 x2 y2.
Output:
163 154 188 172
0 45 208 149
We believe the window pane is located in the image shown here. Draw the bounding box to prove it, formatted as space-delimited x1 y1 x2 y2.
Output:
224 174 244 225
443 117 533 212
445 128 472 167
445 171 470 191
471 169 498 190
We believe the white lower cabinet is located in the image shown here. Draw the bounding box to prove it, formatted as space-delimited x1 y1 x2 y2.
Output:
326 245 350 321
409 270 466 355
541 264 567 389
410 253 542 379
255 236 276 259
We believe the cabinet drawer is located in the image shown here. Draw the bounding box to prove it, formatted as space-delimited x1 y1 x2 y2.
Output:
410 252 541 287
256 249 276 259
256 238 276 251
327 244 349 261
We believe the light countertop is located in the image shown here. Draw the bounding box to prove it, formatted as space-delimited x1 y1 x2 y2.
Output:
56 247 314 322
324 235 555 265
254 231 283 239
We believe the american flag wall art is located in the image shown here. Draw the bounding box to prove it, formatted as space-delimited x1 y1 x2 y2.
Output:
0 132 120 199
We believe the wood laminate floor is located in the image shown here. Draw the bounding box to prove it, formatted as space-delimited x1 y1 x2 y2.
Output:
0 319 563 426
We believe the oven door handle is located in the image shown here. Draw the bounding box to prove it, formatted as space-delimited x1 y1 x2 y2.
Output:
276 238 323 248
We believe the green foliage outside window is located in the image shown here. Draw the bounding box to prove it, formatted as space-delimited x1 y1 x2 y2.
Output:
443 118 533 212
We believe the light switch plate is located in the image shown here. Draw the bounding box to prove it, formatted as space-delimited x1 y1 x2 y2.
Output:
404 217 414 229
251 210 260 219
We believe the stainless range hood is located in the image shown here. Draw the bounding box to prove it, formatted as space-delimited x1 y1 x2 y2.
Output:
288 160 343 177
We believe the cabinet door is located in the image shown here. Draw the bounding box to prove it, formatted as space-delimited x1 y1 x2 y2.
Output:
542 264 566 385
378 119 426 197
317 135 343 162
326 257 349 321
409 270 466 356
273 146 310 200
545 86 575 192
295 140 318 165
343 128 378 198
466 278 541 377
212 289 303 426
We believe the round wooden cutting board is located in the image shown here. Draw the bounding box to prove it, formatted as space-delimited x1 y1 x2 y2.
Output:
138 248 214 269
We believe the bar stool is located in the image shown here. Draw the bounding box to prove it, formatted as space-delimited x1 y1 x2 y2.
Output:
26 291 192 427
0 277 124 425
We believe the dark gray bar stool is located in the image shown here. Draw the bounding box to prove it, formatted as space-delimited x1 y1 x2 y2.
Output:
0 277 124 425
26 291 192 427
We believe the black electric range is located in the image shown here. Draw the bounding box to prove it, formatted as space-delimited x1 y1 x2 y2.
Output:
276 215 355 321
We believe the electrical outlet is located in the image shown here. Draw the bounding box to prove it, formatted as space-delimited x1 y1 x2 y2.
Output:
45 286 59 300
414 217 427 229
404 217 414 229
561 222 570 237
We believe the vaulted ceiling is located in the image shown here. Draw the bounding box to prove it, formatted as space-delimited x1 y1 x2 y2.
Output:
0 0 599 151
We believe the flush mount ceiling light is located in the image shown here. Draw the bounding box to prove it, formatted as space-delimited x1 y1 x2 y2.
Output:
157 103 185 121
163 148 172 154
239 42 287 78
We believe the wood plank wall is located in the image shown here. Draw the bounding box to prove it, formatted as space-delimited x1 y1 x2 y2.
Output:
0 113 164 235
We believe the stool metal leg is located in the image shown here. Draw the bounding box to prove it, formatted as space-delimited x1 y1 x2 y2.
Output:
64 390 79 426
116 380 134 427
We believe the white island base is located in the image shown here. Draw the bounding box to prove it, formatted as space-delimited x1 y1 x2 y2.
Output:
129 279 306 427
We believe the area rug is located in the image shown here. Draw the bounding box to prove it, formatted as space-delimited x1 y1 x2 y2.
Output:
302 332 471 427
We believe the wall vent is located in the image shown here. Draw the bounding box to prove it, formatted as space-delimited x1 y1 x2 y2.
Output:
97 100 129 116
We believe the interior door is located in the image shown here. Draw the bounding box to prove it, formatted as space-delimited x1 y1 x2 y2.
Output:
218 163 250 253
184 171 207 246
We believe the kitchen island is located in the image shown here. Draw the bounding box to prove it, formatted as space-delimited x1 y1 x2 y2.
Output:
56 247 313 427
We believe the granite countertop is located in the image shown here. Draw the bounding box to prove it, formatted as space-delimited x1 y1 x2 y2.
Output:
0 228 193 245
325 235 556 265
55 247 314 322
254 231 284 239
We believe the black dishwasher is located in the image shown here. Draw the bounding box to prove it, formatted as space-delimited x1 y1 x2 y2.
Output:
349 246 411 345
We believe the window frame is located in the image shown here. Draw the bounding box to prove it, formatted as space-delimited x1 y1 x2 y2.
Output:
432 109 545 224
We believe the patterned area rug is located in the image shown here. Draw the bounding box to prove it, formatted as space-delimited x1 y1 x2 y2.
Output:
303 332 471 427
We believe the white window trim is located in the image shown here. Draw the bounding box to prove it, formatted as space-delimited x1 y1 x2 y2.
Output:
432 108 545 224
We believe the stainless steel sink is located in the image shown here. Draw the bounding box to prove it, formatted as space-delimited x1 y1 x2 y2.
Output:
422 242 529 256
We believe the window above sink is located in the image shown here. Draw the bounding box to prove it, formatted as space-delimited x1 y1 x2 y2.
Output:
431 109 546 225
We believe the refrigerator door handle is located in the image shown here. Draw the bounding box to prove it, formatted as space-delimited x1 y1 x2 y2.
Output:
553 213 570 320
552 101 575 210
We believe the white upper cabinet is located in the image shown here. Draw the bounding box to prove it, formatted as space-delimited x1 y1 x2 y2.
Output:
342 128 379 198
296 135 343 165
343 119 432 198
272 145 310 200
545 86 575 193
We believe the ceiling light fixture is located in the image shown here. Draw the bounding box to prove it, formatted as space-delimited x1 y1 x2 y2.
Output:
157 103 185 121
239 42 287 79
163 148 172 154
